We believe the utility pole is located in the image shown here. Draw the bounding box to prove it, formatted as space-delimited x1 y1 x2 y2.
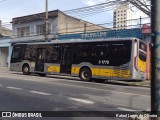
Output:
45 0 49 42
84 23 86 33
139 16 142 28
151 0 160 119
0 20 2 36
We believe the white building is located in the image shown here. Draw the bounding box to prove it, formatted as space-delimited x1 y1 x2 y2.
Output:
113 3 133 30
0 20 12 67
0 37 12 67
11 10 105 43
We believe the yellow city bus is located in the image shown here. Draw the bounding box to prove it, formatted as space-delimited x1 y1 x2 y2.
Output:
10 38 147 81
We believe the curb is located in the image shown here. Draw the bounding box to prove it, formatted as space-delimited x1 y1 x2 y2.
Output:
106 80 150 88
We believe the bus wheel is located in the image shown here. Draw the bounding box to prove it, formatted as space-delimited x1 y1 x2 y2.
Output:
22 64 30 75
39 73 46 77
80 68 92 82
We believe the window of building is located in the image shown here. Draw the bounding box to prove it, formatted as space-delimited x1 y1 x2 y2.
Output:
36 24 51 35
36 24 45 35
17 26 30 37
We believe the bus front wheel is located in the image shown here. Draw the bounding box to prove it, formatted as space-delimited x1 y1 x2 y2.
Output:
22 64 30 75
79 68 92 82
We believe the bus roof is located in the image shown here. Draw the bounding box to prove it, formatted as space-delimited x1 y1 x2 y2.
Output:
13 37 143 45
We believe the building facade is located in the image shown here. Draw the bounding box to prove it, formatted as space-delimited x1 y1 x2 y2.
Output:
0 20 12 37
0 20 12 67
113 3 133 30
0 37 12 67
11 10 106 43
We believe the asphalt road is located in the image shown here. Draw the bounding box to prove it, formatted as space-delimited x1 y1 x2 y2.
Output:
0 71 150 120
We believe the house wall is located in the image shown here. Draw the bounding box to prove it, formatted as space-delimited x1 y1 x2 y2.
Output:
0 39 12 67
12 18 58 43
58 12 106 34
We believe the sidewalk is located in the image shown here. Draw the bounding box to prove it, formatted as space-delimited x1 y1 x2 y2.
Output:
0 67 150 88
0 67 9 72
107 80 150 88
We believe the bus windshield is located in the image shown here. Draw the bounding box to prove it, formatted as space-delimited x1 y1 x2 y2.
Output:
11 45 26 63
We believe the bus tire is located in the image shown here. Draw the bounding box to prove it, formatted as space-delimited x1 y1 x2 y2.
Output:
39 73 46 77
22 64 30 75
79 67 92 82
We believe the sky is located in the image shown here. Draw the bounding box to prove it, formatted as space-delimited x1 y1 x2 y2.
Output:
0 0 149 29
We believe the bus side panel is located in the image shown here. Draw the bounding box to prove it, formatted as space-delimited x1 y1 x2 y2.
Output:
137 58 146 73
10 62 23 72
109 40 132 80
98 68 111 78
71 64 112 79
44 63 60 74
71 63 95 77
71 66 80 76
110 64 131 80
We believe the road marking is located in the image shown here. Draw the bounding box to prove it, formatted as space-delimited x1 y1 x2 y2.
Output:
29 91 51 96
0 74 150 97
6 86 22 90
44 82 150 97
117 107 139 111
68 97 94 104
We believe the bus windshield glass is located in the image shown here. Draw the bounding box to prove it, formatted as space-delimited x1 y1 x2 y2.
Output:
11 45 26 62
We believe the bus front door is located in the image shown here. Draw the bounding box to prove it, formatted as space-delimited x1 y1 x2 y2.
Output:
35 48 46 72
60 45 73 74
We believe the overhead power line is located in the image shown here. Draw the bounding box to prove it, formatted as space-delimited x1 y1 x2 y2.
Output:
64 0 126 18
127 0 150 16
64 0 150 18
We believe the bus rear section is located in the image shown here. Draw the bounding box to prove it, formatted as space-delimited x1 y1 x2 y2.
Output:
71 40 135 81
132 40 147 80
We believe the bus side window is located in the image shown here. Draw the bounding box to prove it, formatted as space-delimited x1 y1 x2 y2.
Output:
98 44 109 58
53 45 61 62
30 45 37 62
12 50 19 58
46 45 61 63
110 42 131 66
24 46 31 60
12 45 25 59
46 45 53 63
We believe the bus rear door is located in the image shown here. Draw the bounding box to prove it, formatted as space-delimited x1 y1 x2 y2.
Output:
60 44 73 74
35 48 46 72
